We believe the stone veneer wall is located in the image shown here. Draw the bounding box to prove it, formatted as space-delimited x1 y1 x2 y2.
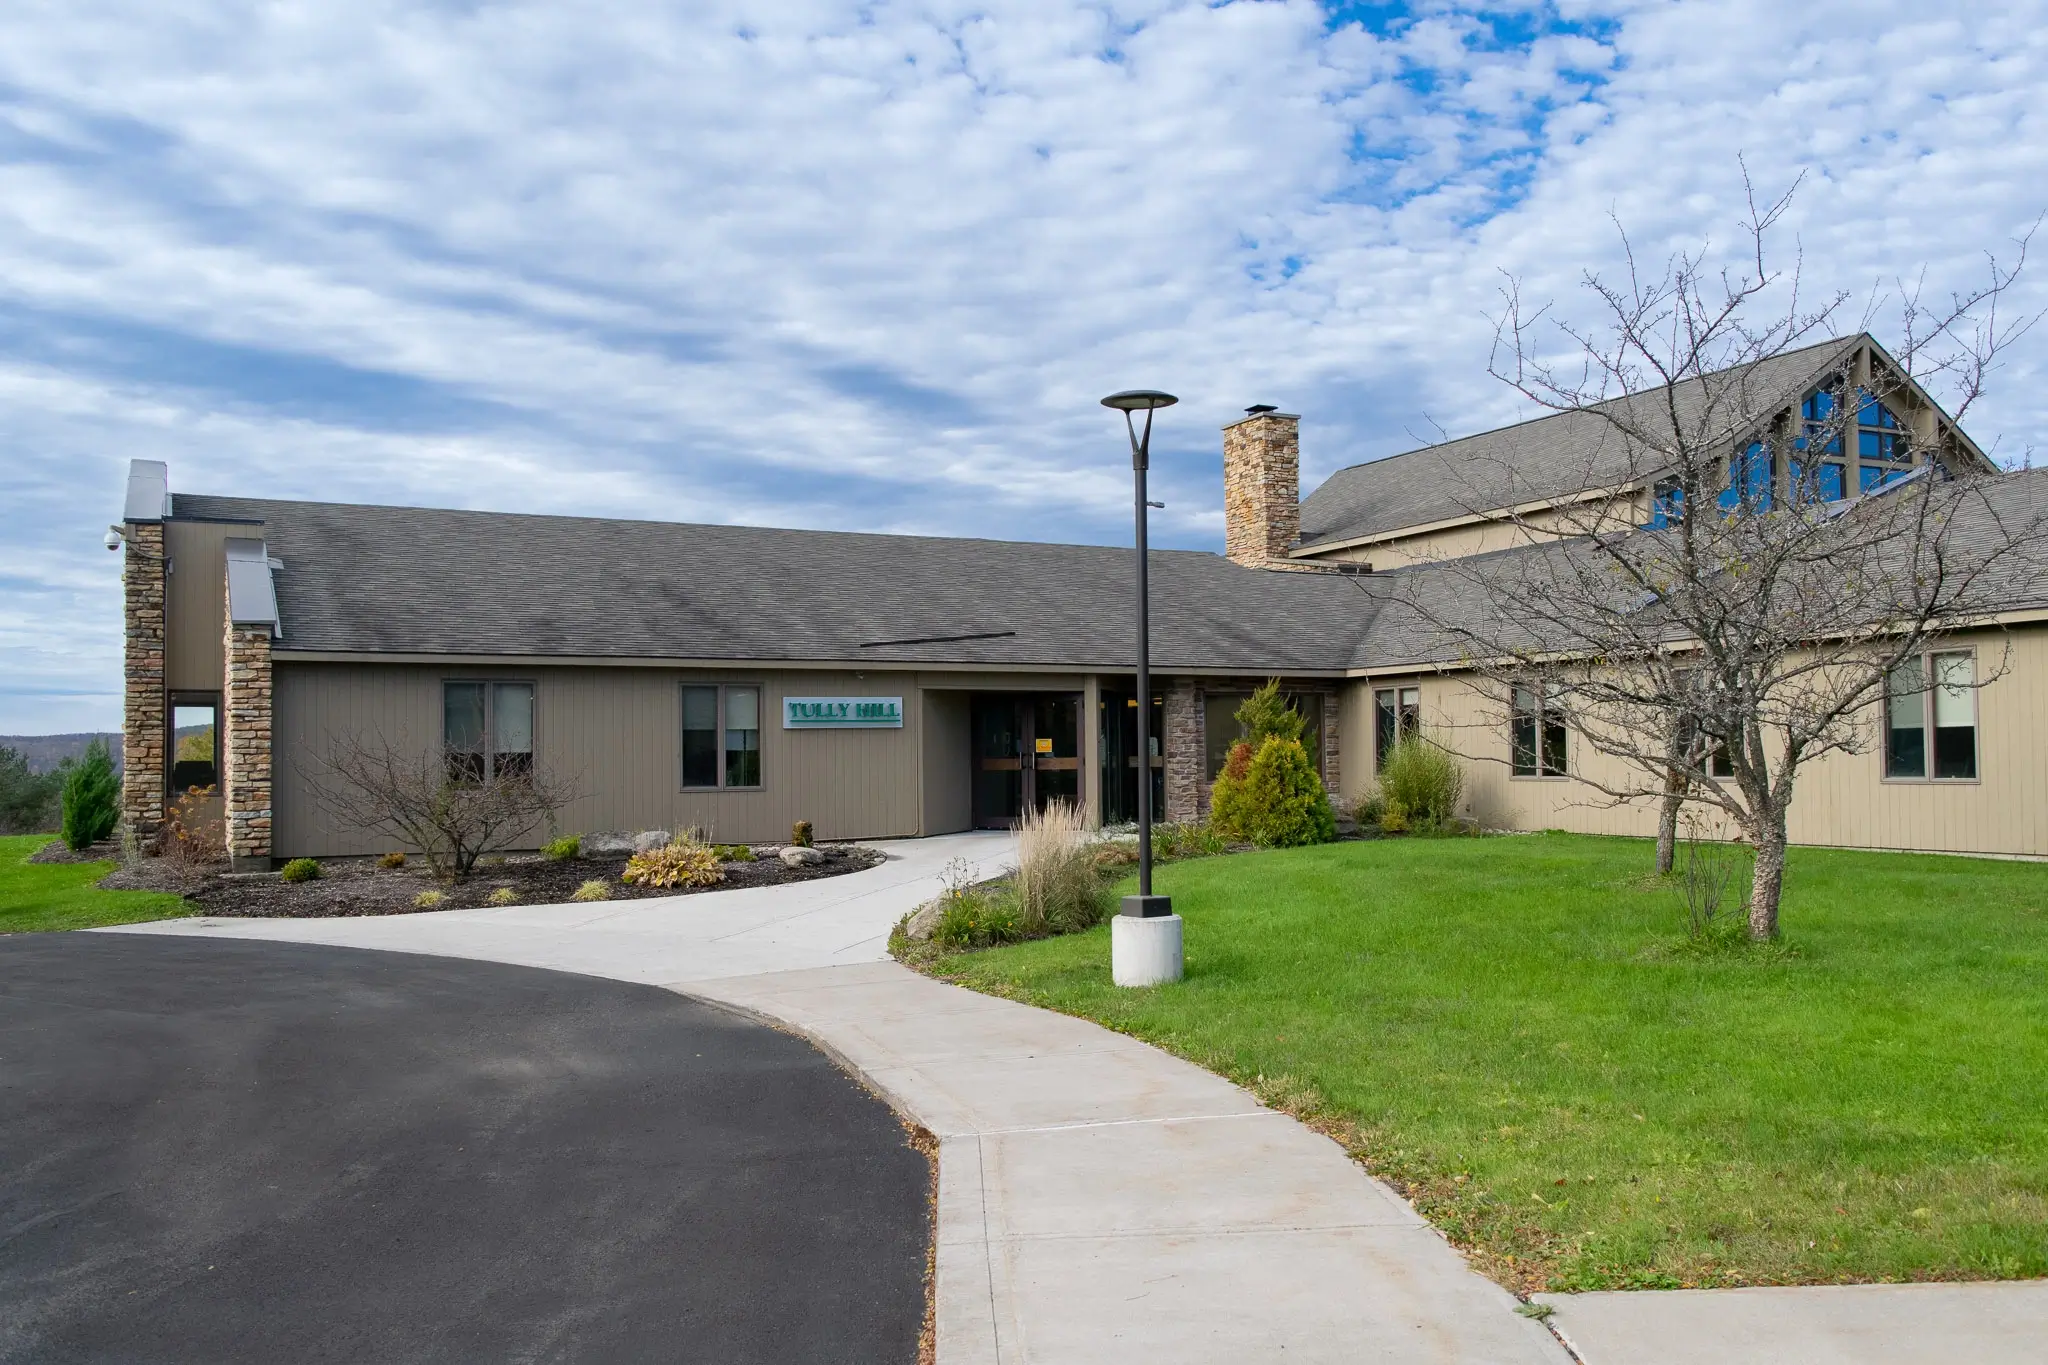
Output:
1222 411 1301 567
223 621 274 868
1164 679 1203 823
120 522 167 841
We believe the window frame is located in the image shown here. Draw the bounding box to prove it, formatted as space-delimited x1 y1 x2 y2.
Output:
1881 649 1979 785
442 679 538 785
1373 685 1420 772
1202 689 1326 781
1509 683 1569 779
680 682 765 793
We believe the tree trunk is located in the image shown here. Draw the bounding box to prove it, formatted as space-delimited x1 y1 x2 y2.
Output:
1656 768 1683 875
1747 824 1787 941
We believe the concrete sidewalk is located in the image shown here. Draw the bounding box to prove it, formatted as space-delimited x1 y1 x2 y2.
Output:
1535 1281 2048 1365
109 835 1569 1363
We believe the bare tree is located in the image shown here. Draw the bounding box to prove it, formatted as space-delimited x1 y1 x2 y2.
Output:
307 732 575 879
1384 171 2048 939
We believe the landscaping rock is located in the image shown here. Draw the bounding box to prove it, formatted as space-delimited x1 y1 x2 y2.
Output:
585 832 635 855
779 845 825 868
902 897 942 942
632 830 672 854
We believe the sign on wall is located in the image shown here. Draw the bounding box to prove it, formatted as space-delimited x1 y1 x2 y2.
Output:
783 697 905 729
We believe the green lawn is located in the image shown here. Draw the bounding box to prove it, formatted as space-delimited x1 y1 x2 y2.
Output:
0 834 190 932
928 834 2048 1293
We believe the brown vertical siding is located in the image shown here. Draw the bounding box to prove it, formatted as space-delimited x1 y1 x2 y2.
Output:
164 520 248 692
273 663 935 856
1349 623 2048 857
920 690 973 834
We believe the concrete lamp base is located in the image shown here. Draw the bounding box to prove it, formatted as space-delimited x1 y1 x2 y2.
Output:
1112 910 1183 987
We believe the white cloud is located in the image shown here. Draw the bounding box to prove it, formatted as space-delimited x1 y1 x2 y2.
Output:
1 0 2045 730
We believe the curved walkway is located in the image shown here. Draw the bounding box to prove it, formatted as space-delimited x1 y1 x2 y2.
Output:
0 932 926 1364
111 833 1569 1363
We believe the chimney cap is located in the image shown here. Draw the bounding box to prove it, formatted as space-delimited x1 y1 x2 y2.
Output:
1244 404 1278 415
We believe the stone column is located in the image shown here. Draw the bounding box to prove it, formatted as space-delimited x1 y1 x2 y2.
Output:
223 620 274 870
1164 678 1203 823
120 522 167 842
1318 685 1342 800
1081 675 1102 828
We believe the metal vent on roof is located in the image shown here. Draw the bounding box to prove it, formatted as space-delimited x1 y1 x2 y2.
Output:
1245 404 1278 415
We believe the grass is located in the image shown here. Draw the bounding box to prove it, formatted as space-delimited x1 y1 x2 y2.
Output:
926 833 2048 1293
0 834 191 933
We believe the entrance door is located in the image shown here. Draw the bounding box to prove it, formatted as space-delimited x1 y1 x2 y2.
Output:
971 694 1082 827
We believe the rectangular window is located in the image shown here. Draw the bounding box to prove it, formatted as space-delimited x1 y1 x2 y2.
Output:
1511 684 1568 777
1718 442 1773 514
1885 652 1977 782
443 681 535 783
681 684 763 790
1205 690 1324 779
1374 686 1420 768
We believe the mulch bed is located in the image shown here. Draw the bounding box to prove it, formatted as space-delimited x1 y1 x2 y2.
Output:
98 845 885 918
26 839 122 865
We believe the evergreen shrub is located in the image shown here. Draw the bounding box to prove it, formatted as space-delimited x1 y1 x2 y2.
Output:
60 738 120 851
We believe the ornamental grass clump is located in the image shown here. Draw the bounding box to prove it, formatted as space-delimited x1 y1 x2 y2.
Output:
377 850 407 869
570 879 609 902
1376 733 1466 832
622 837 725 890
413 889 447 909
933 889 1021 949
1013 801 1107 935
541 834 580 862
486 887 519 906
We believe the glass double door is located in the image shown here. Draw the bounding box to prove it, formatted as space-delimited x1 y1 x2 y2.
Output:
972 693 1080 827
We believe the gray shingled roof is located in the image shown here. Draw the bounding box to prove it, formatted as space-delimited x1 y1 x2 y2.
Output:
1298 336 1868 550
170 495 1377 673
1352 467 2048 670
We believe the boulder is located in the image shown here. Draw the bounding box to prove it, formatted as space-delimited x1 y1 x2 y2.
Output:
779 845 825 868
901 897 943 942
632 829 672 854
584 832 636 856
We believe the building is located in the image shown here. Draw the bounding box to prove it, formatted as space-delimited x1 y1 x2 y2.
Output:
115 333 2048 868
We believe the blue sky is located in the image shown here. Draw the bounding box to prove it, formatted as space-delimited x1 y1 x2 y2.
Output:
4 0 2048 732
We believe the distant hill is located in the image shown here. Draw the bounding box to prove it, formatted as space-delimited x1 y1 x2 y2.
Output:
3 728 220 774
0 733 124 774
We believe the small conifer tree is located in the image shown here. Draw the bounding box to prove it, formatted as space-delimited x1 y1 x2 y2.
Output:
1221 735 1335 848
61 737 121 851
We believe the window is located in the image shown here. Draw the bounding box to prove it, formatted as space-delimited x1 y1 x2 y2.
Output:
1374 686 1419 768
1648 478 1685 528
1510 684 1568 777
1718 442 1773 514
1203 691 1324 780
1794 390 1848 505
682 684 762 790
444 681 534 783
1885 652 1977 781
1677 715 1734 778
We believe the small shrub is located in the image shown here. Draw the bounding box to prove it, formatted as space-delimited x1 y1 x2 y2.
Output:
158 785 223 864
279 857 322 884
1217 736 1335 848
712 843 756 862
1377 733 1465 830
1235 678 1308 748
1378 800 1410 834
486 887 519 906
378 850 407 869
1014 801 1108 936
413 888 447 909
570 879 610 902
1152 821 1228 860
790 819 814 848
933 890 1022 949
541 834 581 862
1353 792 1386 827
1206 739 1257 841
60 737 120 851
623 839 725 889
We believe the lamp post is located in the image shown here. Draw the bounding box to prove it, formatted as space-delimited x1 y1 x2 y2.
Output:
1101 389 1183 987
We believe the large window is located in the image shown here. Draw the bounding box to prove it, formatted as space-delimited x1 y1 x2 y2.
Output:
444 681 534 783
1510 684 1568 777
1374 686 1419 769
1885 652 1977 781
1203 691 1323 779
682 684 762 790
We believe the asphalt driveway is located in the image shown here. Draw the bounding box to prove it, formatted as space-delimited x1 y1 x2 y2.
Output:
0 933 928 1364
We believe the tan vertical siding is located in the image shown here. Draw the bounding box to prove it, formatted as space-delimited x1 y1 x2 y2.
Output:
921 690 973 835
1360 623 2048 857
164 520 248 692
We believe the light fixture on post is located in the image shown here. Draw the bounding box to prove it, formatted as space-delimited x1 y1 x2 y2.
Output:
1100 389 1183 987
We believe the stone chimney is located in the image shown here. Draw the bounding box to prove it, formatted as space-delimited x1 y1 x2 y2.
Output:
1222 406 1301 567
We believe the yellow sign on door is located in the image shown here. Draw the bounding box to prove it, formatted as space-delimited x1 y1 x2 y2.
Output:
1035 738 1054 754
